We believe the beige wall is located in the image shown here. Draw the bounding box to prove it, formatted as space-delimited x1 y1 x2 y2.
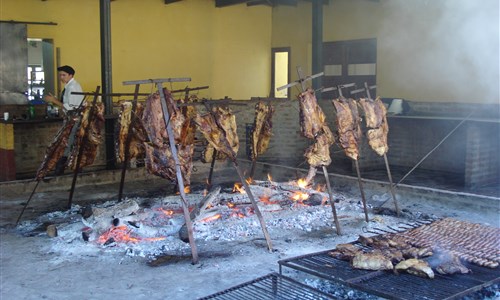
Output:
272 0 500 104
1 0 272 100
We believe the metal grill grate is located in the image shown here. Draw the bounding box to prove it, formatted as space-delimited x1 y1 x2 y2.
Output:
278 235 500 300
198 273 337 300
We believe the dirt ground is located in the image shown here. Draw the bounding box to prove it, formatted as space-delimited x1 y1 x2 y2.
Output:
1 174 499 300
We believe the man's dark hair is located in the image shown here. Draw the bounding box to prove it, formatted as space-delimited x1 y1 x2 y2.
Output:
57 65 75 75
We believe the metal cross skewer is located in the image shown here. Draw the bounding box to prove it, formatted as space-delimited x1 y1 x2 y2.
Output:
68 86 101 209
124 77 199 264
201 101 274 251
278 66 342 235
338 84 369 222
363 82 400 217
117 84 141 202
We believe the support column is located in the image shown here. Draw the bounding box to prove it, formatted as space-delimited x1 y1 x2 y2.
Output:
100 0 116 169
312 0 323 95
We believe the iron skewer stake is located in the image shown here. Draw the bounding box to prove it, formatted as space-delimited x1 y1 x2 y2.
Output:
364 82 400 216
156 82 199 264
338 85 369 222
16 180 40 224
118 84 141 202
202 101 273 251
206 148 217 190
322 166 341 235
279 66 342 235
233 158 273 251
354 160 369 222
383 153 400 216
68 86 101 209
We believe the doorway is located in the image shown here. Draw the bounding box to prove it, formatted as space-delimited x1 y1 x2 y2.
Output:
27 38 54 102
270 47 290 99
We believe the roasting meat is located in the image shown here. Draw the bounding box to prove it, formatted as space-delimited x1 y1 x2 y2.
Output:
328 243 361 261
178 95 198 147
393 218 500 268
304 132 335 167
434 251 470 275
359 97 389 156
251 101 274 160
68 97 105 170
332 98 361 160
116 101 148 162
351 252 393 271
141 90 195 186
195 106 239 159
395 259 435 279
35 117 77 180
299 88 332 139
201 143 227 163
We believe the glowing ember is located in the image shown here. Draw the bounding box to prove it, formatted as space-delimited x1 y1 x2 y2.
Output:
233 182 246 194
315 184 325 192
291 192 309 201
260 195 278 205
175 186 191 195
296 178 308 188
97 225 166 244
245 177 253 185
227 202 235 208
159 208 174 216
200 214 222 223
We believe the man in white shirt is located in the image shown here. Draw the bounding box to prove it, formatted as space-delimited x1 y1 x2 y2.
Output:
45 65 84 113
45 65 85 175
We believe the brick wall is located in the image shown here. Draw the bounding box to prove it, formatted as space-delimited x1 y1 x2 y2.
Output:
465 123 500 190
13 119 106 178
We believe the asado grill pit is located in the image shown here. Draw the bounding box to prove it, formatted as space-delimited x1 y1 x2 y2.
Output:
198 272 337 300
278 218 500 300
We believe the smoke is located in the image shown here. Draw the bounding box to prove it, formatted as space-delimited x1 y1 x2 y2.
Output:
378 0 499 103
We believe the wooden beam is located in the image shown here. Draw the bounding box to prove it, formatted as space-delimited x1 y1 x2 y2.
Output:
215 0 249 7
164 0 182 4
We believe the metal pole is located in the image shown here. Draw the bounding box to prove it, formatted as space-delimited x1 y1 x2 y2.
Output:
354 160 369 222
118 84 141 202
311 0 323 95
383 153 400 216
16 180 40 224
68 87 101 209
207 148 217 190
322 166 341 235
100 0 115 170
233 159 273 251
156 83 199 264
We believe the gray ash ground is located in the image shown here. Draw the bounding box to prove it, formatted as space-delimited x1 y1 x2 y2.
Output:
2 180 499 300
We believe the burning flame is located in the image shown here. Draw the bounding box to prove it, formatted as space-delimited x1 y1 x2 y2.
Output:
296 178 308 188
245 177 253 185
291 191 309 201
233 182 246 194
267 173 273 182
200 214 222 223
315 184 325 192
97 225 166 244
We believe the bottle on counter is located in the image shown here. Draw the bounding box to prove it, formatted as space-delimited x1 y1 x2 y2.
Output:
28 101 35 119
46 104 53 118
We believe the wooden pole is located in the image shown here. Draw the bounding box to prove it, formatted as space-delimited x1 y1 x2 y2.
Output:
354 160 369 222
233 159 273 251
383 153 400 217
156 83 199 264
68 86 101 209
206 148 217 190
118 84 140 202
16 180 41 224
322 166 341 235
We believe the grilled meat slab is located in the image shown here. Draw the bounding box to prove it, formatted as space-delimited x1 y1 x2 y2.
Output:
251 101 274 160
35 117 77 180
395 258 435 279
352 252 393 271
68 98 105 170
